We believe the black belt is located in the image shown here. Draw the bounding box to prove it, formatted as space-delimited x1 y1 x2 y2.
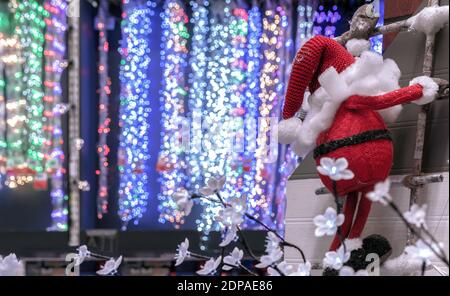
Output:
313 129 393 159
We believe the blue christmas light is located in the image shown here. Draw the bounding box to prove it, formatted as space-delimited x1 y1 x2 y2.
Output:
296 2 315 49
186 0 210 195
157 0 190 227
196 0 243 238
370 0 384 54
241 5 262 221
313 4 341 38
117 0 155 229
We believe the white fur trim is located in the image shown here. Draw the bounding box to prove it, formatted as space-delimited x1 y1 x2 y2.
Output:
346 39 371 57
381 253 431 276
345 238 363 252
410 76 439 105
408 5 449 35
318 67 351 102
293 51 402 158
278 117 302 145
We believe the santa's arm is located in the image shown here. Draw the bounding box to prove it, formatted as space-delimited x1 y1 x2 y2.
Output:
345 76 439 110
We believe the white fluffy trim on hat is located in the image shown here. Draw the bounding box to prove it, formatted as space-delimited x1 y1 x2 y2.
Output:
346 39 371 57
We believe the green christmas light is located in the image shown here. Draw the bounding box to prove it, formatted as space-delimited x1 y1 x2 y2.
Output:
15 0 48 175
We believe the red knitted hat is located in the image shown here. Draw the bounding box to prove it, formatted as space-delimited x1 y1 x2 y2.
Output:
283 36 356 119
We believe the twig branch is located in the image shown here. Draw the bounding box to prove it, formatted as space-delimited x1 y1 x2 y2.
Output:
386 199 449 267
190 253 212 260
332 181 347 254
238 263 258 276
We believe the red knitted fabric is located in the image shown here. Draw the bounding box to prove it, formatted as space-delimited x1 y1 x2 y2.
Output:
283 35 355 119
282 36 427 250
320 80 424 251
317 86 424 197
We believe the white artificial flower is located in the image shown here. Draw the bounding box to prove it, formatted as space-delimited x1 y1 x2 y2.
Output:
172 189 194 216
265 232 281 253
174 238 190 266
96 256 123 276
219 226 238 247
197 257 222 276
217 207 244 228
222 248 244 271
199 176 226 196
317 157 354 181
75 245 90 266
339 266 369 276
405 239 442 266
0 254 24 276
288 261 312 276
366 179 392 206
216 196 247 229
404 204 428 229
256 248 283 269
323 245 351 270
267 261 295 276
313 207 345 237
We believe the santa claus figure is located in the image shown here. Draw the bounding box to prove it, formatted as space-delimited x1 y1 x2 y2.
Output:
279 35 439 251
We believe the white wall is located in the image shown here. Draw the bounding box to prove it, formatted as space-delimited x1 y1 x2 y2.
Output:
284 173 449 275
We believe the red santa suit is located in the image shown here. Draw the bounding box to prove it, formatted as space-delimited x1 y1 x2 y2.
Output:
279 36 438 251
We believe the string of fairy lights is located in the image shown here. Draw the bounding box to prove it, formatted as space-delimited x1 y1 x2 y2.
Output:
296 0 316 49
241 5 262 223
44 0 68 231
196 0 236 237
186 0 209 194
157 0 190 227
0 39 5 188
0 13 6 187
96 0 112 219
252 6 287 226
223 6 248 203
117 0 155 229
16 0 48 178
4 2 27 188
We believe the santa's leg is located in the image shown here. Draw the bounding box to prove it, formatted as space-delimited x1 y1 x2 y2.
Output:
347 188 373 240
329 191 358 251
